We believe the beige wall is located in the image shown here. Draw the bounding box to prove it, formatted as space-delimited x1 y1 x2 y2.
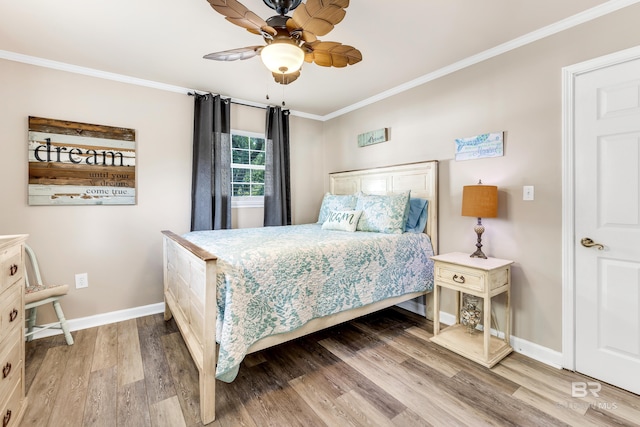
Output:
0 60 193 321
290 114 325 224
3 4 639 353
321 4 640 351
0 60 322 323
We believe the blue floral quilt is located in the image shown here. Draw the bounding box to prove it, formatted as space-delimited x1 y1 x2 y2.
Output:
182 224 435 382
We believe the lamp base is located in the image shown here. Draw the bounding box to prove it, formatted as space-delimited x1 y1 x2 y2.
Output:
470 218 488 259
470 248 487 259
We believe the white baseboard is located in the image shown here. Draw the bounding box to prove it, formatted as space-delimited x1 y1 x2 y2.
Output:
28 302 165 340
396 299 431 319
510 334 563 369
32 301 564 370
397 304 564 370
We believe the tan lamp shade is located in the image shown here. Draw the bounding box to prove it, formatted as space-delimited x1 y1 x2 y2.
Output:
461 185 498 218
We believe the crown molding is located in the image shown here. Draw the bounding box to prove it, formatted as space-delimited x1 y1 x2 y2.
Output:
0 50 194 94
2 0 638 122
322 0 640 121
0 49 324 121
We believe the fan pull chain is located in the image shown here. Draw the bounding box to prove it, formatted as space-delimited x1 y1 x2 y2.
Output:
281 76 286 107
265 70 271 101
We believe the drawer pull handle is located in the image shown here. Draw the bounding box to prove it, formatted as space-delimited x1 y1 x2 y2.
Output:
3 410 10 427
9 309 18 322
2 363 10 378
452 274 465 284
9 264 18 276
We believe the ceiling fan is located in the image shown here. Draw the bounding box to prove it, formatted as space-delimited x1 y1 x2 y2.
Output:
203 0 362 84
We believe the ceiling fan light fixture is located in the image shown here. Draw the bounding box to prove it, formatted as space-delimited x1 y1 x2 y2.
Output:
261 41 304 74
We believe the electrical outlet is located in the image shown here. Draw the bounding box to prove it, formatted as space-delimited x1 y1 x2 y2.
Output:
523 185 534 201
75 272 88 289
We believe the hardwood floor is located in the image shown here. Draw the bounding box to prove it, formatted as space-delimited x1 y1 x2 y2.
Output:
23 307 640 426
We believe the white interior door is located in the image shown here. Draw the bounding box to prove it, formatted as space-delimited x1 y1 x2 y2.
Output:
574 56 640 395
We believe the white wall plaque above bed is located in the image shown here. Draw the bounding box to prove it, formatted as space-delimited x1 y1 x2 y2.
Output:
454 131 504 161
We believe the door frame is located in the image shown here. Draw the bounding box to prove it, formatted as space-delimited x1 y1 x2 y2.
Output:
561 44 640 371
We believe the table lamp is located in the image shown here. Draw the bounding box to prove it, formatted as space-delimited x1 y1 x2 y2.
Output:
461 180 498 259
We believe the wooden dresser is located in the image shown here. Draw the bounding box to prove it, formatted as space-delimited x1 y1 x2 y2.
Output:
0 235 28 427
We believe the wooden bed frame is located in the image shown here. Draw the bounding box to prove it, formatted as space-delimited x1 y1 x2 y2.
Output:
161 160 438 424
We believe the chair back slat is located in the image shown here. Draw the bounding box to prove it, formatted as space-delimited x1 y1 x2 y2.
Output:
24 244 44 288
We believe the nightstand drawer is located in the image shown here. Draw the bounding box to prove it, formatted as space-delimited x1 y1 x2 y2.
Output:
435 264 485 292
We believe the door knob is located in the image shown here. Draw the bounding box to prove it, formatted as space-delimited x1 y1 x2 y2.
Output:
581 237 604 250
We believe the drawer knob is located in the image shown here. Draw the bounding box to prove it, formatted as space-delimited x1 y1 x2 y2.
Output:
2 363 10 378
452 274 466 284
8 309 18 322
3 410 10 427
9 264 18 276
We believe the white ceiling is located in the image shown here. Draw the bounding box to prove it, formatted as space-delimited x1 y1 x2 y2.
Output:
0 0 625 118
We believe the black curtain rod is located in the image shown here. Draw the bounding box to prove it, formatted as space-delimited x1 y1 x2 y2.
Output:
187 91 267 110
232 100 267 110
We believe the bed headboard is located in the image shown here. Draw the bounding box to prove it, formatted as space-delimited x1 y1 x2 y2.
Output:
329 160 438 254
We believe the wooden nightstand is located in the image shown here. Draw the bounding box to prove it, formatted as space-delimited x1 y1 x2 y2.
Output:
430 252 514 367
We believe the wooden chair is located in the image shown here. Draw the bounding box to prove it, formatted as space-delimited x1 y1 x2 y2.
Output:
24 244 74 345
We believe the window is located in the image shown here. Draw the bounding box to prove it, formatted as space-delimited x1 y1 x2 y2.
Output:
231 130 265 207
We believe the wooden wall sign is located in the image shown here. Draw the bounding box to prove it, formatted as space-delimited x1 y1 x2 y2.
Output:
28 116 136 205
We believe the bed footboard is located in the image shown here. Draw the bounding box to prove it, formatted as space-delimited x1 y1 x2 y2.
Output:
162 230 218 424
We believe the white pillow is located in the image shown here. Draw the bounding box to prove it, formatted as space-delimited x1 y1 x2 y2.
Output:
322 210 363 232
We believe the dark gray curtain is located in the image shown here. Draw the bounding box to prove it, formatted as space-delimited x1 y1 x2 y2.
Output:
264 106 291 226
191 93 232 231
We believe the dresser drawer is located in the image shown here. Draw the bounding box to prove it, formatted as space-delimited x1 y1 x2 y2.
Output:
0 376 23 427
0 246 22 296
0 286 22 342
0 330 22 403
435 263 485 292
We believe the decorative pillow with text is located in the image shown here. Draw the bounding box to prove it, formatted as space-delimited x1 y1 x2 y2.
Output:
317 193 358 223
321 210 363 232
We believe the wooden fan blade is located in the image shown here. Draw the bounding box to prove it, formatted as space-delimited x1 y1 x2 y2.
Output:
206 0 276 36
292 0 349 37
204 46 262 61
286 18 317 43
307 41 361 67
272 70 301 85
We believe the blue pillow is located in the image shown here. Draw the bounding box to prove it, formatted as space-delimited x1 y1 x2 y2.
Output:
405 198 429 233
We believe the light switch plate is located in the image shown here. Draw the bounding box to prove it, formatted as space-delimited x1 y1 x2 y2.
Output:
523 185 534 201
